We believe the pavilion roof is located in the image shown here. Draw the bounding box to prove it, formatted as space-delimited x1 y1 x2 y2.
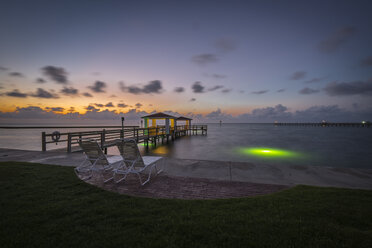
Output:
177 116 192 120
141 112 177 119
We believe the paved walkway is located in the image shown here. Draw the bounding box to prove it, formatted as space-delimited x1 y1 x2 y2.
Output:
85 173 290 199
1 148 372 191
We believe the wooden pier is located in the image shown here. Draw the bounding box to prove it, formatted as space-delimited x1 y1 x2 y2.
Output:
274 122 371 127
41 125 207 152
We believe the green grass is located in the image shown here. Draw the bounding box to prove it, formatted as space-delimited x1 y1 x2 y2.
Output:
1 162 372 248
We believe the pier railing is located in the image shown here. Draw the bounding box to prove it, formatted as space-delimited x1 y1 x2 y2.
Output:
42 124 207 152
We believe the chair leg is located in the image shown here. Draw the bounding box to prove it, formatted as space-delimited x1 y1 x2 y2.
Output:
113 172 128 183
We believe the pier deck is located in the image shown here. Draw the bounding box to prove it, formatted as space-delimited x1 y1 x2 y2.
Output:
42 125 207 152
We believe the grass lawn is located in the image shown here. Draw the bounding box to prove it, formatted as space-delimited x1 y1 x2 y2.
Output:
1 162 372 248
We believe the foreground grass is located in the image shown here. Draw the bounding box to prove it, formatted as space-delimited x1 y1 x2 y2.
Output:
1 162 371 248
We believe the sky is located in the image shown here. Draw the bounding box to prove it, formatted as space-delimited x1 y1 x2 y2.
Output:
1 0 372 124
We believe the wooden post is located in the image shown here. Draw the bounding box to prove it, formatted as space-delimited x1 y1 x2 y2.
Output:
42 132 46 152
67 133 72 153
101 129 105 149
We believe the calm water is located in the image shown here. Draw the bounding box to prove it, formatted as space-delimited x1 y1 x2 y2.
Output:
144 123 372 169
1 124 371 169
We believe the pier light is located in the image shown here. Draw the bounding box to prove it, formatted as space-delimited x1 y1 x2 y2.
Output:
237 147 302 158
362 121 366 124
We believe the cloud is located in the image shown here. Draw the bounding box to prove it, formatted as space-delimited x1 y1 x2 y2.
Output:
324 80 372 96
41 66 68 84
191 81 205 93
36 78 46 83
9 72 24 77
215 38 237 53
60 86 79 96
119 80 163 94
190 98 196 102
45 107 65 112
305 77 324 83
135 103 143 108
318 26 357 53
85 105 100 111
31 88 59 99
2 104 372 123
82 92 93 97
221 88 232 93
191 54 218 66
109 94 117 98
0 106 57 119
212 73 227 79
205 108 233 120
0 66 9 71
252 90 269 95
88 81 107 93
117 103 128 108
174 87 185 93
360 56 372 67
290 71 307 80
5 89 28 98
105 102 114 107
299 87 320 95
277 89 286 93
208 85 224 91
94 103 104 108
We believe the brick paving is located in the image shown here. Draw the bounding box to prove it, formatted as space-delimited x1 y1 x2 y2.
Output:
84 172 290 200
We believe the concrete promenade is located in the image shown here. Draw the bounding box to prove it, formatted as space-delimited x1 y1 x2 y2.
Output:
1 148 371 191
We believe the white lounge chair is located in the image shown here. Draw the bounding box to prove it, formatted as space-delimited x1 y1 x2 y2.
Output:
75 139 123 182
114 139 163 185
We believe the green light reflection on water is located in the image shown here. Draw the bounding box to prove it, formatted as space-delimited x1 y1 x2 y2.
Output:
237 147 303 159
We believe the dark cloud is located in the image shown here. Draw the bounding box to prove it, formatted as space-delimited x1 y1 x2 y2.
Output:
305 77 324 83
0 67 9 71
190 98 196 102
174 87 185 93
68 107 76 113
208 85 224 91
360 56 372 67
252 90 269 95
221 89 231 93
105 102 114 107
6 89 28 98
36 78 46 83
82 92 93 97
238 90 245 93
191 54 218 66
60 86 79 96
290 71 307 80
135 103 143 108
324 80 372 96
277 89 286 93
215 38 237 53
41 66 68 84
45 107 64 112
9 72 24 77
119 80 163 94
299 87 320 95
95 103 104 108
85 105 100 111
31 88 59 99
191 81 205 93
318 26 357 53
117 103 128 108
88 81 107 93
